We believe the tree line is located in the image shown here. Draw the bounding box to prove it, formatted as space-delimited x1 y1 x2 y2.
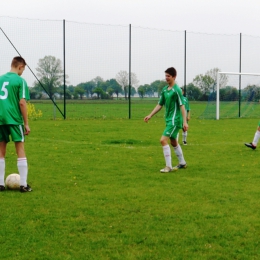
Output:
29 56 260 102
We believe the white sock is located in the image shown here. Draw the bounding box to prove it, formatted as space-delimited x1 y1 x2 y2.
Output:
173 144 186 165
17 158 28 187
163 145 172 169
252 130 260 146
0 158 5 186
182 131 187 142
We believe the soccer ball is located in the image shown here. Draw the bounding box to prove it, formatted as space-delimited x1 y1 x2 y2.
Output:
5 173 20 190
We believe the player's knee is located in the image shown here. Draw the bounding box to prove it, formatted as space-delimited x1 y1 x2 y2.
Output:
160 137 168 146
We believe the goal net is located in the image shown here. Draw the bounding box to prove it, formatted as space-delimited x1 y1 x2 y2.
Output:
199 72 260 119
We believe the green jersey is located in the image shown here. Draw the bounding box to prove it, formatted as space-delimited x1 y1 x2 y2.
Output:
183 96 190 112
0 72 30 125
158 84 185 128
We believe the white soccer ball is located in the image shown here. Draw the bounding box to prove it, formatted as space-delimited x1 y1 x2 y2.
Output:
5 173 20 190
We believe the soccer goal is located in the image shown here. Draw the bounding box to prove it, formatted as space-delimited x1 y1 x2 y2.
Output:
200 72 260 119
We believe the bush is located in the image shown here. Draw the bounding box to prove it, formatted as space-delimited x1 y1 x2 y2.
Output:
27 102 43 120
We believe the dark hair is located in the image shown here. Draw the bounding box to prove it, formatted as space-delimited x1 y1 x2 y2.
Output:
11 56 27 68
165 67 177 77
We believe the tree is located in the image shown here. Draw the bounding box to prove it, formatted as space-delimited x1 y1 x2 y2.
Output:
242 85 260 102
74 86 85 99
185 83 202 101
207 68 228 90
107 87 114 97
97 81 109 92
219 86 239 101
150 80 163 96
92 87 104 99
107 79 122 99
193 74 214 95
137 85 145 98
116 71 128 100
131 86 137 96
157 80 167 96
92 76 104 86
35 56 67 98
78 81 95 98
29 86 43 99
130 72 139 90
193 68 228 96
116 71 139 100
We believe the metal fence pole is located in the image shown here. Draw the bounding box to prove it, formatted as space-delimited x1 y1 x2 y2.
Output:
128 24 131 119
184 30 187 96
63 19 66 119
239 33 242 118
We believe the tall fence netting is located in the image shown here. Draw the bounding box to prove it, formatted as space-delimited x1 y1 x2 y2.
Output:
1 16 260 119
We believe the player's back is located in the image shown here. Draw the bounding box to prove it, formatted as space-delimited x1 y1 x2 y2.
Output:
0 72 25 125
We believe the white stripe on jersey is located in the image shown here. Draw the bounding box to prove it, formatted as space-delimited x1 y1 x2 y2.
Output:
177 91 183 106
171 89 177 125
22 80 25 98
19 125 25 142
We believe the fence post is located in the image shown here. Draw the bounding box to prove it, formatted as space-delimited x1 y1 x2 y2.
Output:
239 33 242 118
63 19 66 119
184 30 187 96
129 24 131 119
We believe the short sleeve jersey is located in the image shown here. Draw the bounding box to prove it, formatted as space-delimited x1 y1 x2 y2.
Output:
0 72 30 125
183 96 190 112
158 84 185 128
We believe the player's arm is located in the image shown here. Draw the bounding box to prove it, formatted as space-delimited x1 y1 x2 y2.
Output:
187 110 190 121
186 99 190 121
144 104 162 122
19 98 30 135
180 105 188 131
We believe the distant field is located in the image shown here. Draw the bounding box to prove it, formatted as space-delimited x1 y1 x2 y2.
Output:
30 98 207 120
30 98 260 121
1 100 260 259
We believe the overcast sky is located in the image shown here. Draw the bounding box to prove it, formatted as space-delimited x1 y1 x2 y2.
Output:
4 0 260 36
2 0 260 88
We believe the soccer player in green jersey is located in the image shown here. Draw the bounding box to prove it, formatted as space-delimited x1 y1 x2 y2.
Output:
144 67 188 173
244 122 260 150
181 87 190 145
0 56 32 192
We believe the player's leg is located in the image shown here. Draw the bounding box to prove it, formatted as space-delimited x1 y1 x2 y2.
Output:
170 130 187 170
182 130 188 145
160 134 172 172
245 123 260 150
0 126 9 191
11 125 32 192
0 142 7 191
252 125 260 146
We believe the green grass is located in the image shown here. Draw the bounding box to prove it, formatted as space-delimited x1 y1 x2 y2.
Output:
1 102 260 259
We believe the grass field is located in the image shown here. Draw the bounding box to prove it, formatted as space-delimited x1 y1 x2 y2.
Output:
1 100 260 259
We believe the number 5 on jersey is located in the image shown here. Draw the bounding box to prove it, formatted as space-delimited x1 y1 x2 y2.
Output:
0 82 9 99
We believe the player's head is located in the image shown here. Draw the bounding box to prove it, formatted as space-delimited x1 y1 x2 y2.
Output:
11 56 27 76
165 67 177 84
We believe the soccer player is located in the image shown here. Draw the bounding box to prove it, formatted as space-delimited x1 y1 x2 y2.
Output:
144 67 188 173
181 87 190 145
0 56 32 192
244 123 260 150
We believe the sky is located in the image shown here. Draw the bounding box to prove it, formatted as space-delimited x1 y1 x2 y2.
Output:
3 0 260 36
2 0 260 88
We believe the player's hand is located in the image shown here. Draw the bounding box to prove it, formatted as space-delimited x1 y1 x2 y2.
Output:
183 122 188 132
24 124 31 135
144 115 151 123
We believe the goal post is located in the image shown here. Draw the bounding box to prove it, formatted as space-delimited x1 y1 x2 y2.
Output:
216 72 260 120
